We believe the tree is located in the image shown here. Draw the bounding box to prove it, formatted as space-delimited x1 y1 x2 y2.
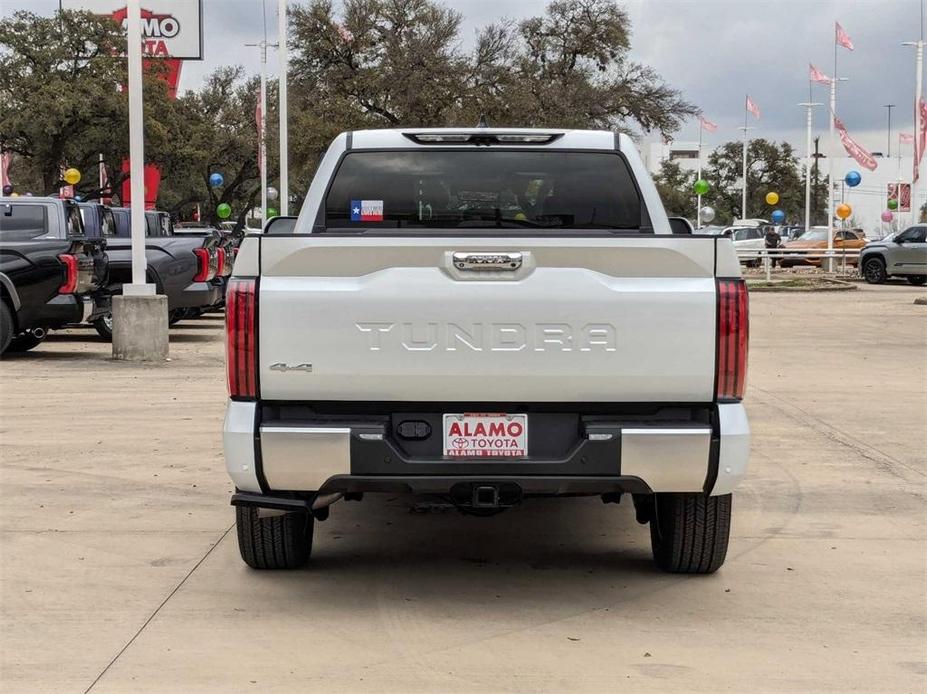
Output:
0 10 179 198
286 0 696 189
703 139 826 225
160 67 264 228
653 160 696 218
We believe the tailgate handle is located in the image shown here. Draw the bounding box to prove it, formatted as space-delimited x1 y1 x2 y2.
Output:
452 252 522 271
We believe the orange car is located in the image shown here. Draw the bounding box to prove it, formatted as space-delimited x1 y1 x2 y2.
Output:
779 228 867 267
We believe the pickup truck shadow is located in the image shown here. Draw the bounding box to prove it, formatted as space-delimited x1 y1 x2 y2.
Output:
289 495 658 580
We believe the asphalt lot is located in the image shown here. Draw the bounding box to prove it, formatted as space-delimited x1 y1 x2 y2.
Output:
0 285 925 693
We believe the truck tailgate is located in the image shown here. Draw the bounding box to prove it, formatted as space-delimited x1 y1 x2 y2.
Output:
258 236 719 402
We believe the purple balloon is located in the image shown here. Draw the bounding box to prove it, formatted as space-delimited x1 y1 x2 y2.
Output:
881 210 894 223
2 184 12 196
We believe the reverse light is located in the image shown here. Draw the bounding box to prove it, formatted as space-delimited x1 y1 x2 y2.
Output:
57 254 79 294
226 278 257 399
716 278 749 401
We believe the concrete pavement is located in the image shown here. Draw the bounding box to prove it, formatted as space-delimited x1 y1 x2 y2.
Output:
0 287 924 693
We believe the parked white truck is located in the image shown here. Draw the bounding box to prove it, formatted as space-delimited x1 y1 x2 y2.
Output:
223 128 750 574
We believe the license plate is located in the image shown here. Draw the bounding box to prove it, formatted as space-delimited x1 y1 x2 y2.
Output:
443 413 528 458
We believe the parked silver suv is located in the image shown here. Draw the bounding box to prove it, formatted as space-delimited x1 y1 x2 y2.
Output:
860 225 927 285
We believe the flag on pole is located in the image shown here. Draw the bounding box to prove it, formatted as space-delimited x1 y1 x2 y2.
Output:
255 90 264 176
809 63 832 84
833 114 878 171
914 98 927 183
900 132 915 145
746 95 761 119
835 22 854 50
698 115 718 133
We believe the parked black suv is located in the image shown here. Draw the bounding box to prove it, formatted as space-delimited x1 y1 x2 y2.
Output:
0 197 109 354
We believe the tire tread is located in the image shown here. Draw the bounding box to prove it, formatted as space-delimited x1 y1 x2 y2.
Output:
650 493 731 574
236 506 313 570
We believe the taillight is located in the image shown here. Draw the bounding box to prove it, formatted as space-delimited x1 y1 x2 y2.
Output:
216 248 227 276
193 247 211 282
57 254 79 294
716 278 749 401
226 278 257 399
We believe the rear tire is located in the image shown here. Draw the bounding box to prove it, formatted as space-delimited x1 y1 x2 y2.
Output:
169 309 185 326
236 506 314 570
0 301 13 354
907 275 926 286
650 493 731 574
862 257 887 284
93 313 113 340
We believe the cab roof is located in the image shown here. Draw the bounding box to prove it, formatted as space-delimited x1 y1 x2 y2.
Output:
348 128 628 151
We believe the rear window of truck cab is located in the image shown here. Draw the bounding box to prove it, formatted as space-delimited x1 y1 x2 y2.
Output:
323 150 644 231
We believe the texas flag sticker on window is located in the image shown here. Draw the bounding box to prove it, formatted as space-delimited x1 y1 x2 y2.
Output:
350 199 384 222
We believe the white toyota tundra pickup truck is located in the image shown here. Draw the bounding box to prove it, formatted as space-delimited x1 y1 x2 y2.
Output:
223 127 750 574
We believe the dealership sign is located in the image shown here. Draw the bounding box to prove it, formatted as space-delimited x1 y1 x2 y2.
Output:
60 0 203 60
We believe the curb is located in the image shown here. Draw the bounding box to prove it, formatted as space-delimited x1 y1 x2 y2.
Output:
746 279 857 292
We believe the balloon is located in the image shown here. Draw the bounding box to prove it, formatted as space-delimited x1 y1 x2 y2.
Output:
209 172 224 187
765 192 779 205
267 207 278 218
844 170 862 187
771 209 786 224
216 203 232 219
887 197 898 210
10 192 19 197
2 184 12 195
693 179 710 195
63 168 81 185
24 192 33 197
266 186 279 201
698 205 716 223
835 203 852 220
881 210 894 222
74 195 83 202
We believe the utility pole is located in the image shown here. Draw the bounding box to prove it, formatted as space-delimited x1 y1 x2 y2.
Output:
278 0 289 215
812 136 823 224
246 0 277 224
884 104 895 158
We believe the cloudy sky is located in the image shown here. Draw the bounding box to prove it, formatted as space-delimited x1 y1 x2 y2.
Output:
6 0 924 155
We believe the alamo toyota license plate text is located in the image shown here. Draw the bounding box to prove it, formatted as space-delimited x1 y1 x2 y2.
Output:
443 413 528 458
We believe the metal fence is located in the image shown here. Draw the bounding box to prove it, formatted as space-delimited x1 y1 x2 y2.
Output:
735 248 862 280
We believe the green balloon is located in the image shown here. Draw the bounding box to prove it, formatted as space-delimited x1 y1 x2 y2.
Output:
887 198 898 210
267 207 278 218
694 179 710 195
216 203 232 219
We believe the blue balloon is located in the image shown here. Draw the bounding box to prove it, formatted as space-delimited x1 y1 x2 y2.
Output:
74 195 83 202
844 170 862 187
209 172 224 187
771 209 786 224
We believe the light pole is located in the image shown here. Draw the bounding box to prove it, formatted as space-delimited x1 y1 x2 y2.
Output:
799 101 822 233
884 104 895 158
904 39 924 224
113 0 168 361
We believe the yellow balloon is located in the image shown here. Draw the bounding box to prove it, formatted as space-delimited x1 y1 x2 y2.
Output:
765 192 779 205
64 168 81 185
10 192 19 197
836 203 852 220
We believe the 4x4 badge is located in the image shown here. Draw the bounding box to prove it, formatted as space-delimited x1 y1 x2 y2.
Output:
269 362 313 373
